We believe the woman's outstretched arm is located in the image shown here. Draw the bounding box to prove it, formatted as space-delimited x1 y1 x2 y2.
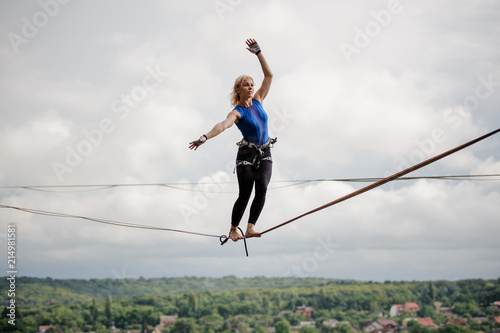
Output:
188 110 240 150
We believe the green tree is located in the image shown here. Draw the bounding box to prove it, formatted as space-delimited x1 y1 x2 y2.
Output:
438 324 467 333
237 321 250 332
336 323 353 333
428 281 436 303
407 321 435 333
467 300 479 315
188 292 198 317
170 318 198 333
418 305 435 318
105 295 113 328
452 301 478 317
217 304 231 318
486 305 500 317
276 319 291 333
300 326 317 332
198 314 224 331
255 326 268 333
90 298 98 330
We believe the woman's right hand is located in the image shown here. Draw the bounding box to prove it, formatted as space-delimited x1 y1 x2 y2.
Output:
188 135 207 150
188 140 201 150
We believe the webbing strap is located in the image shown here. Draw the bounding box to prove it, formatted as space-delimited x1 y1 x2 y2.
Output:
219 227 249 257
259 128 500 236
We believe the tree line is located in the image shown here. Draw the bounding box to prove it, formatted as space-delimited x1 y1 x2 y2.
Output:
1 276 499 332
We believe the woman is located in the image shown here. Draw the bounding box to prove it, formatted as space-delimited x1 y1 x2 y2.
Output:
189 38 274 242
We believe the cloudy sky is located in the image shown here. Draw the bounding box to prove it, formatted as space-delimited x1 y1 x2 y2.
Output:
0 0 499 282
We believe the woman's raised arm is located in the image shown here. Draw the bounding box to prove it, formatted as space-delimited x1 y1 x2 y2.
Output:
246 39 273 103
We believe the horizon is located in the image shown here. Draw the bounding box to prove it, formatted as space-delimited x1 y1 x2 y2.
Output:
6 275 500 283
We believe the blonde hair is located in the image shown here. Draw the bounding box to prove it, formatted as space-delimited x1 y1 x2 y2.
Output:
230 75 254 107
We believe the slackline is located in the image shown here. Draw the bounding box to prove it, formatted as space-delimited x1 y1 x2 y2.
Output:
0 205 221 239
0 128 498 255
259 127 500 236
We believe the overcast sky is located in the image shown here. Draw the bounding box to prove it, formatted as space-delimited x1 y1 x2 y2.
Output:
0 0 499 282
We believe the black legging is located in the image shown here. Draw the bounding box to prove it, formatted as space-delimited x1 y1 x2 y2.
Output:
231 159 272 227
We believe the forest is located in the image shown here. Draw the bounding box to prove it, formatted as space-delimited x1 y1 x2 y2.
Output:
1 276 499 333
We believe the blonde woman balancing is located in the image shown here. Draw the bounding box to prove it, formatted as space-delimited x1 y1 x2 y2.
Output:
189 38 275 242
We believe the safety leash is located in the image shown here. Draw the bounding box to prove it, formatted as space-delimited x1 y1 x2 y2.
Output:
219 227 249 257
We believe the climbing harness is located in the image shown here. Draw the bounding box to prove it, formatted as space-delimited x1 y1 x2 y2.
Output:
235 137 277 170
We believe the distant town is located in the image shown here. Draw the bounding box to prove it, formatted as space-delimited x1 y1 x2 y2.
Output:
3 276 500 333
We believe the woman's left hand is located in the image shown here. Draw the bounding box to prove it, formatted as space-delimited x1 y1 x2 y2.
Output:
246 38 261 55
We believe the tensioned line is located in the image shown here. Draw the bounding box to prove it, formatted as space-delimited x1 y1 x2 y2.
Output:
0 128 499 254
259 127 500 236
1 174 499 193
0 204 220 238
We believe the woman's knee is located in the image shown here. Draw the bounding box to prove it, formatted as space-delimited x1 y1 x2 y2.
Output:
236 191 253 203
254 183 268 198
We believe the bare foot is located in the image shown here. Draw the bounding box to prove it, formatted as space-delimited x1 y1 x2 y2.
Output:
229 228 243 242
245 224 261 238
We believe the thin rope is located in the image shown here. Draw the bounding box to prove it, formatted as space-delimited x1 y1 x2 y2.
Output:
1 174 499 193
1 129 498 246
259 127 500 236
0 204 220 238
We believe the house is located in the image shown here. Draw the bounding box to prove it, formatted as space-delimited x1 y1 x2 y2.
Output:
390 304 404 317
109 326 121 333
324 320 354 330
472 317 488 323
299 321 316 327
418 318 438 328
372 311 387 318
278 310 292 317
403 318 438 328
159 315 178 328
364 319 399 333
292 321 316 331
323 319 339 327
378 319 399 333
364 320 384 333
446 318 468 327
436 307 453 316
390 302 420 317
144 329 161 333
492 301 500 309
295 305 314 319
39 326 62 333
405 302 420 315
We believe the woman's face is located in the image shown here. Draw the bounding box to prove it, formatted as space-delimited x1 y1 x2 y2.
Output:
238 78 254 99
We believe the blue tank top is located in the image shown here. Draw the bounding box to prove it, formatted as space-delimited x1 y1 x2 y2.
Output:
234 99 269 145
